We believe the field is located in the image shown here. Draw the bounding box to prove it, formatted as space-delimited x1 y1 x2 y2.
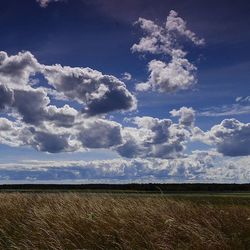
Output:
0 192 249 250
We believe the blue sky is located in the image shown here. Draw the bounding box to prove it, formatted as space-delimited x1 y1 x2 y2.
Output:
0 0 249 183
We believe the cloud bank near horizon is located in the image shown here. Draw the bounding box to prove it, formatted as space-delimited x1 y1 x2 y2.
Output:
0 152 249 183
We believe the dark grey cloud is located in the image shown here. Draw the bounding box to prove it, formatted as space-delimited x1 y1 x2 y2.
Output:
0 118 13 131
43 65 137 116
0 117 78 153
194 119 250 157
0 118 27 147
45 105 77 127
0 84 14 110
0 51 136 121
0 50 137 144
11 123 77 153
84 88 136 116
0 111 122 154
213 119 250 156
116 115 190 159
0 104 193 157
0 50 136 154
116 136 142 158
13 88 50 124
31 130 71 153
0 51 40 86
0 86 77 127
77 119 122 148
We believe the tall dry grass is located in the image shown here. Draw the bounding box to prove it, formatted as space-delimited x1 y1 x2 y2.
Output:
0 193 249 249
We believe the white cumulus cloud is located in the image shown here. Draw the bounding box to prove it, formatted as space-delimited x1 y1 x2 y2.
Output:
132 10 204 93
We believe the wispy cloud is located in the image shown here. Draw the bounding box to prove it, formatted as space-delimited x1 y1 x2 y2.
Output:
199 104 250 117
36 0 64 8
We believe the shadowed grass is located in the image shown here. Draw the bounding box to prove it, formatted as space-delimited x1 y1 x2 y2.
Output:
0 193 249 249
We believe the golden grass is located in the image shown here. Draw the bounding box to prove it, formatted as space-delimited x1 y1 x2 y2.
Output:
0 193 249 249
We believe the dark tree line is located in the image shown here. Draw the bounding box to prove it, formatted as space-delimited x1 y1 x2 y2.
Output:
0 183 249 192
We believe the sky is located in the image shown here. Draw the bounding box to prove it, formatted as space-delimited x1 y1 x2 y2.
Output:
0 0 249 183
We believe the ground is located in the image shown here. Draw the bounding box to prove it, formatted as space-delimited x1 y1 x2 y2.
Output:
0 191 249 249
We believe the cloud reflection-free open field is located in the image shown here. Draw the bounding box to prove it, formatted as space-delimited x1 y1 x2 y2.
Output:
0 192 249 249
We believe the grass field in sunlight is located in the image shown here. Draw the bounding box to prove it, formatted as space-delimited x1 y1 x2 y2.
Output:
0 192 249 249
